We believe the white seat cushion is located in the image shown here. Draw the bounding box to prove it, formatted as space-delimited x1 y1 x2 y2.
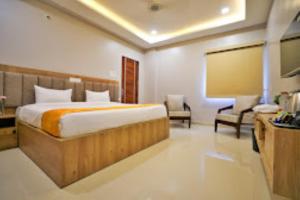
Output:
169 111 191 117
216 113 239 123
232 95 260 114
216 113 254 124
167 95 184 111
243 113 255 124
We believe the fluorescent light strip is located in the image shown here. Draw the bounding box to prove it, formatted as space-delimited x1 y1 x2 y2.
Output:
77 0 246 44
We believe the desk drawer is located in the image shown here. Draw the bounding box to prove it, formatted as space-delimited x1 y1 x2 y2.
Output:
0 133 17 150
0 127 16 135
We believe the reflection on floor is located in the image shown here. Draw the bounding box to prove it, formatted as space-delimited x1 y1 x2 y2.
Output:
0 124 275 200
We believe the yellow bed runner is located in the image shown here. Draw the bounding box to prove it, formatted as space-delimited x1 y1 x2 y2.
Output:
41 104 158 137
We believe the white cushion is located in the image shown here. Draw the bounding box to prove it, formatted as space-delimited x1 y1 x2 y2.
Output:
216 113 238 123
34 85 72 103
243 113 255 124
167 95 184 111
169 111 191 117
86 90 110 102
253 104 280 113
232 96 260 114
216 113 254 124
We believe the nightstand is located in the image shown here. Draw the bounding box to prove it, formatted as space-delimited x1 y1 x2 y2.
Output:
0 114 17 150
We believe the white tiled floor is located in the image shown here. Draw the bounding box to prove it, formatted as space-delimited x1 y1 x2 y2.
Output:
0 124 277 200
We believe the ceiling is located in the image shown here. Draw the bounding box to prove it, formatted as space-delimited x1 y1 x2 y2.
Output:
44 0 273 50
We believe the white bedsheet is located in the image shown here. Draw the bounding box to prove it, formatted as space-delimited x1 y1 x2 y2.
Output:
16 102 167 138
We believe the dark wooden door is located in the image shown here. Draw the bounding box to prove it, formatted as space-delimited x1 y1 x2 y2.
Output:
122 56 139 103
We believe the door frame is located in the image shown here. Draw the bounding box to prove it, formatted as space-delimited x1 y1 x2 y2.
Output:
121 56 139 103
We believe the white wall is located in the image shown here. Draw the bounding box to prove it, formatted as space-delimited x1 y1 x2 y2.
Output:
144 51 158 103
265 0 300 101
145 30 266 124
144 0 300 124
0 0 146 102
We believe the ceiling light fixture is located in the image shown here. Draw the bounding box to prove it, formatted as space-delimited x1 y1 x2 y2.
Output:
221 6 230 15
151 30 157 35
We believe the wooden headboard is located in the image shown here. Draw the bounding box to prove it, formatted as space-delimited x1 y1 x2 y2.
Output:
0 64 119 109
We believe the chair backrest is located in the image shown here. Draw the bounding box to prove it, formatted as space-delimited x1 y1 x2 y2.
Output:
232 95 260 114
167 95 184 111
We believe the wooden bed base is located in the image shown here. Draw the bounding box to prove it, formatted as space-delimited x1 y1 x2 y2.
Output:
18 117 169 188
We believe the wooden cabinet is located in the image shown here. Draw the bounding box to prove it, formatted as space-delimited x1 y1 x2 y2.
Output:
254 114 300 199
0 114 17 150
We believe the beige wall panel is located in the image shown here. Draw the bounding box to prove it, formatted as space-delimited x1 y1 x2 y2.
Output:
4 72 22 107
93 82 102 92
38 76 52 88
84 82 93 91
52 78 65 89
75 82 84 102
23 74 38 105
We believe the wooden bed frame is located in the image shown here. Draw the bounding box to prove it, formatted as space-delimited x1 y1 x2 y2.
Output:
18 117 169 188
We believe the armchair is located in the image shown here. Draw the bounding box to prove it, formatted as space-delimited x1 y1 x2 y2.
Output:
164 95 191 128
214 96 260 138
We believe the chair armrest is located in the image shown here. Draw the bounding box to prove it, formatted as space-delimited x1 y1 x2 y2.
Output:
184 102 191 112
237 107 254 124
217 105 233 113
164 101 169 115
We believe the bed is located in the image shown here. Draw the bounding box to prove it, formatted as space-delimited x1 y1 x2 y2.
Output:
0 64 169 188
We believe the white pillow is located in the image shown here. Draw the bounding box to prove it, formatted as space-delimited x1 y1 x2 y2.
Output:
167 95 184 111
86 90 110 102
34 85 72 103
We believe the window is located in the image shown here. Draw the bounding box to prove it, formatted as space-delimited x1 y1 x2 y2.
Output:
206 44 263 98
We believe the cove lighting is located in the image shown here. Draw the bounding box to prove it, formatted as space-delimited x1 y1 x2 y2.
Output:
77 0 245 44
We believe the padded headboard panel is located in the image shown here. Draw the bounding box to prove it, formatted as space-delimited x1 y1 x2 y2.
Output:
0 64 119 107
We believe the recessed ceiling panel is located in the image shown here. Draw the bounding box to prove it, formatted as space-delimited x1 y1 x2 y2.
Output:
78 0 246 43
44 0 273 49
96 0 240 34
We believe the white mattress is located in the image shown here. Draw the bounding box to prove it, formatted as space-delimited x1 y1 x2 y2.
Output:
17 102 167 138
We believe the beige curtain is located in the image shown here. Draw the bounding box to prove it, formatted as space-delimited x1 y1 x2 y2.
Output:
206 45 263 98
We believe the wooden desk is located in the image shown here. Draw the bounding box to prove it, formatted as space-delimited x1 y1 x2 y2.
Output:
254 114 300 199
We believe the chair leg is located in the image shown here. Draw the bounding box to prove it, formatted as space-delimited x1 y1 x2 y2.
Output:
182 120 184 123
236 125 241 139
189 118 191 128
214 120 218 133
